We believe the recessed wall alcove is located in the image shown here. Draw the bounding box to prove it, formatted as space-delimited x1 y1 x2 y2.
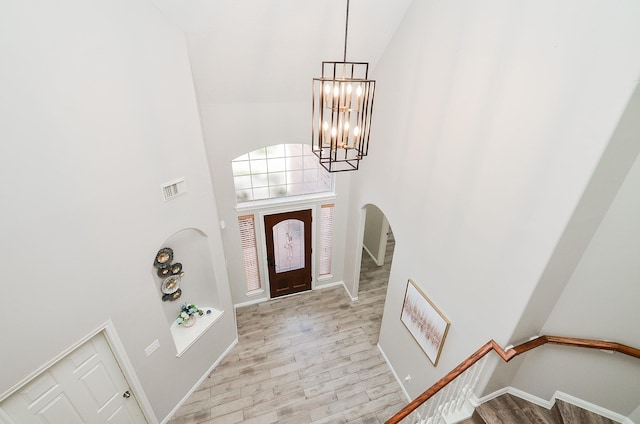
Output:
153 228 224 357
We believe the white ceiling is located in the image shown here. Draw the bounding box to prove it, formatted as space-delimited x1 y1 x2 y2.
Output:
151 0 413 104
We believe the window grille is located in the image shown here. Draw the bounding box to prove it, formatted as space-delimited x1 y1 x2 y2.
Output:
232 144 332 203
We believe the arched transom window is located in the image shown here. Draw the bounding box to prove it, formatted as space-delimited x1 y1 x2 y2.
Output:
232 144 332 203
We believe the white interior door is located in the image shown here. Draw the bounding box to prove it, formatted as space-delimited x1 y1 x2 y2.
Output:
0 332 146 423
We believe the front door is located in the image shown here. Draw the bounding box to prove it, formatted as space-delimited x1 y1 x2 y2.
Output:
264 209 312 298
1 332 146 423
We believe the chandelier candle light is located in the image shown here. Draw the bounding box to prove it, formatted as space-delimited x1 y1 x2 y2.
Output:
312 0 375 172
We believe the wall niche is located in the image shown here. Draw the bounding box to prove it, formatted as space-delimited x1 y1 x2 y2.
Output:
152 228 224 356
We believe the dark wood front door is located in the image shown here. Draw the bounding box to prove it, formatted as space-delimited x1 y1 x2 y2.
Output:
264 209 312 298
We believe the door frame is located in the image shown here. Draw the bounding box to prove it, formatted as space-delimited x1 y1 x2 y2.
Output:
0 320 157 424
264 209 313 298
351 206 367 300
258 205 318 299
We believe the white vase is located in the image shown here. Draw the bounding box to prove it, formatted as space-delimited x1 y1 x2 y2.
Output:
181 315 196 328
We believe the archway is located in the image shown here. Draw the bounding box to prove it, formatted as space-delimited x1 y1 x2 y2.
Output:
357 204 395 336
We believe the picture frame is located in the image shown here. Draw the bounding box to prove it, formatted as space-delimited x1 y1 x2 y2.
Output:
400 279 450 366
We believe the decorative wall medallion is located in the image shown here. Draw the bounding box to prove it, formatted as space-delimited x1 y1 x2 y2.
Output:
154 247 173 269
153 246 185 301
170 262 183 275
161 275 181 294
162 288 182 302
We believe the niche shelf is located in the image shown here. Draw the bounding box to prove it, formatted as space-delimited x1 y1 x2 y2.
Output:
170 307 224 357
154 228 223 357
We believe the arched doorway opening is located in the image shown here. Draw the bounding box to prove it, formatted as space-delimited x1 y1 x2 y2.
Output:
357 204 395 337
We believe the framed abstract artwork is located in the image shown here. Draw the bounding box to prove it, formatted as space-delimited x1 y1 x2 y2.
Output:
400 279 450 366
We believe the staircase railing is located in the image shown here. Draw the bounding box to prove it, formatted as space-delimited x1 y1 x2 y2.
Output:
385 335 640 424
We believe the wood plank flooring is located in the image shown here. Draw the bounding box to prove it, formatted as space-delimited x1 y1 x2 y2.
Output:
461 394 619 424
555 399 617 424
167 234 407 423
469 393 557 424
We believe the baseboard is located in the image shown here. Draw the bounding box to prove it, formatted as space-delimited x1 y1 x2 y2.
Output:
316 279 358 301
160 338 238 424
477 387 634 424
234 297 268 309
553 391 633 424
233 280 353 308
508 386 555 409
363 244 384 266
475 386 510 406
377 343 412 403
341 281 359 301
314 279 345 290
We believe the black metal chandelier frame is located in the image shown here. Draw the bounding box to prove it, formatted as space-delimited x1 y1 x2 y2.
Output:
312 0 376 172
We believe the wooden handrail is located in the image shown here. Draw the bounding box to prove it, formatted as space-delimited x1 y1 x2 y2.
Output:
385 335 640 424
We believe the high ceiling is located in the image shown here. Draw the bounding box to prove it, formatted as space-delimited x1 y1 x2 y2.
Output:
151 0 413 104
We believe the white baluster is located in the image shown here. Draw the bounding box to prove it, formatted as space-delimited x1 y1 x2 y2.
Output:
424 393 437 421
468 356 487 402
416 403 426 424
448 368 465 414
437 402 446 424
438 387 449 418
447 374 459 416
430 392 442 423
442 381 454 416
456 384 469 410
455 365 473 411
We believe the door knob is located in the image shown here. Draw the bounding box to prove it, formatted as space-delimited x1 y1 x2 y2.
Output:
123 390 131 398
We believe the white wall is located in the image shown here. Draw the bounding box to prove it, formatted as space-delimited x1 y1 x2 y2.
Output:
631 405 640 424
341 0 640 401
0 1 236 421
509 132 640 415
196 101 352 305
484 82 640 414
363 204 389 266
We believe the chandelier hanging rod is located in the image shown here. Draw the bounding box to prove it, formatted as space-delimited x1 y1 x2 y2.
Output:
343 0 350 62
311 0 376 172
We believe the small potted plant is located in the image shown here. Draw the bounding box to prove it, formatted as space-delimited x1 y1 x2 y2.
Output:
176 303 203 327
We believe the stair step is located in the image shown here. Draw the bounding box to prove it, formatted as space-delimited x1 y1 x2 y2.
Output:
554 399 617 424
475 394 556 424
458 410 486 424
459 394 619 424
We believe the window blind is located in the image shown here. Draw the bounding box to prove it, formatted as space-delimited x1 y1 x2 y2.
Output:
319 204 334 276
238 215 261 292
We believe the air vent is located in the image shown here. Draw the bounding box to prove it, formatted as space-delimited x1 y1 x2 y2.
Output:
161 178 186 201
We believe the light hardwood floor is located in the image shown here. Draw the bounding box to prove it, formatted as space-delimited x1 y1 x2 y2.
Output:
167 234 407 423
461 394 618 424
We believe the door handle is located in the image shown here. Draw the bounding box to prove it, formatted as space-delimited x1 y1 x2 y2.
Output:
267 257 275 268
123 390 131 399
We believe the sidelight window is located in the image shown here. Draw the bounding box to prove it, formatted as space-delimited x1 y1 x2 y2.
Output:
238 215 261 292
319 204 334 276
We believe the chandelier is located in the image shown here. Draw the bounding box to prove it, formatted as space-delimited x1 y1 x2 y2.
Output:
312 0 375 172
